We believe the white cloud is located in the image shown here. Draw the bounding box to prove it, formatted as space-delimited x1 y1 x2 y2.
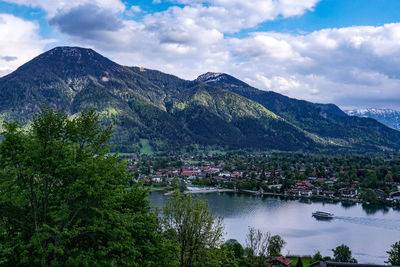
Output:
147 0 320 33
58 0 318 77
46 0 400 109
130 6 142 13
224 23 400 108
3 0 400 109
0 14 54 77
126 5 142 16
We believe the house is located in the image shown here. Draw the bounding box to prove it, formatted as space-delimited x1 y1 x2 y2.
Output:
325 181 334 187
181 170 195 177
203 168 219 174
151 177 162 183
310 261 395 267
339 188 358 198
374 189 386 199
300 190 312 197
219 172 232 177
267 256 292 267
305 182 315 188
288 189 300 196
312 187 322 195
390 191 400 201
308 177 318 182
232 171 243 178
323 191 335 197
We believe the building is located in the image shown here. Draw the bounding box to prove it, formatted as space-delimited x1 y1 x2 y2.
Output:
339 188 358 198
267 256 292 267
310 261 399 267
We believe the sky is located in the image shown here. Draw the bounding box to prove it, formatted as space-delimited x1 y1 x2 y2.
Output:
1 0 400 110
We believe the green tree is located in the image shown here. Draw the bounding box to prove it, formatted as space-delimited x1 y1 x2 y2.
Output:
363 171 379 188
386 241 400 266
245 227 286 267
385 171 394 183
171 176 187 192
0 107 170 266
295 257 303 267
162 190 224 267
267 235 286 257
311 251 323 263
360 189 378 204
223 239 244 259
332 244 357 263
204 246 240 267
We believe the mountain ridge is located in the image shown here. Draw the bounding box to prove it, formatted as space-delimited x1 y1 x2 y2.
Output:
346 108 400 131
0 46 399 153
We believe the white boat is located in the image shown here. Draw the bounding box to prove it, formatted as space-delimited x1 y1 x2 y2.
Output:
312 211 334 219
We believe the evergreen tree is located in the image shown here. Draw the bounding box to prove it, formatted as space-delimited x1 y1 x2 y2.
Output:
295 257 303 267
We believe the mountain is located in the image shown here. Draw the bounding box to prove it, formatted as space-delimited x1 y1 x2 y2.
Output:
346 108 400 130
0 47 399 153
195 72 400 150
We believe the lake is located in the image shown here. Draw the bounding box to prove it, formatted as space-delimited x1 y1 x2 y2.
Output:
149 191 400 264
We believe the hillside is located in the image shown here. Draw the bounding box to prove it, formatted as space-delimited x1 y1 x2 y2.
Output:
196 72 400 151
0 46 399 153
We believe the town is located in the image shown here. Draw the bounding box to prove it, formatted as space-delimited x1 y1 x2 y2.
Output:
125 152 400 206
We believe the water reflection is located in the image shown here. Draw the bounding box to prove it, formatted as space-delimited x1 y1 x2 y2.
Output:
361 203 390 215
313 216 334 222
341 201 357 209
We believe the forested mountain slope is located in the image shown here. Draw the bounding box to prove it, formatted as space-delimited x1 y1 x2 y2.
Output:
0 47 399 152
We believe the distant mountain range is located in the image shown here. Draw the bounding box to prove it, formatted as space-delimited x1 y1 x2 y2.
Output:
346 108 400 131
0 46 399 153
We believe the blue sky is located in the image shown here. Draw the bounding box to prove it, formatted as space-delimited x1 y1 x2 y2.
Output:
1 0 400 109
259 0 400 33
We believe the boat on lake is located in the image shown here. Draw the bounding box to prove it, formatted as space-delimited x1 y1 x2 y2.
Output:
312 211 334 219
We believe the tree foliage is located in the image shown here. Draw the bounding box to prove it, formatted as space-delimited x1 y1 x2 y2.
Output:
0 107 169 266
311 251 325 263
162 190 224 267
386 241 400 266
245 227 286 267
332 244 357 263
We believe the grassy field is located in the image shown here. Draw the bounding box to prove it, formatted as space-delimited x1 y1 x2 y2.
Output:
140 139 155 155
147 185 168 192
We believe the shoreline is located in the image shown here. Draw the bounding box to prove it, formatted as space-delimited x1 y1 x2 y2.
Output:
157 188 397 208
163 188 237 195
184 188 237 194
240 189 361 201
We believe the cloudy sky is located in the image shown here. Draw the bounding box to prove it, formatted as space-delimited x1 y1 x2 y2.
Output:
1 0 400 110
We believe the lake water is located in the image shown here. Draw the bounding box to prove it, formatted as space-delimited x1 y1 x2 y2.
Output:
149 191 400 264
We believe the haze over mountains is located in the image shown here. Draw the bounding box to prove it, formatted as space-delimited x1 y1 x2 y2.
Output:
1 46 399 153
346 109 400 131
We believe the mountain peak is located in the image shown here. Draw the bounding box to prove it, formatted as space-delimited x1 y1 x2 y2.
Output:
45 46 97 58
196 72 225 82
15 46 121 76
33 46 107 63
196 72 250 87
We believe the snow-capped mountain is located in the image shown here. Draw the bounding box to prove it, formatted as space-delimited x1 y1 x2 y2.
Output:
346 108 400 130
196 72 225 83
